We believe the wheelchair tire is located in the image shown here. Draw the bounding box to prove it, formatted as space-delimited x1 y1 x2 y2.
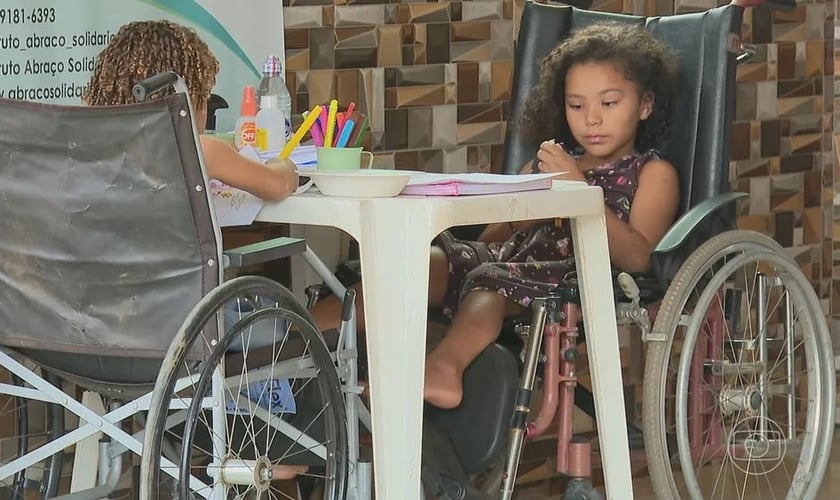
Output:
9 371 64 500
140 276 349 500
643 230 835 499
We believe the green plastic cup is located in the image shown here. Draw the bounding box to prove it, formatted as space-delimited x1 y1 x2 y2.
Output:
316 147 374 170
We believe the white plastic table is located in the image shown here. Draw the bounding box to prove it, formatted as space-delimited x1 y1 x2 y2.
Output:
256 180 633 499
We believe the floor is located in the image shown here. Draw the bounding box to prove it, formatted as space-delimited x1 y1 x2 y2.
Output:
514 425 840 499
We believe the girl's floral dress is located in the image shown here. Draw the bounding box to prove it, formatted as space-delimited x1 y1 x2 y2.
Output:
434 149 660 318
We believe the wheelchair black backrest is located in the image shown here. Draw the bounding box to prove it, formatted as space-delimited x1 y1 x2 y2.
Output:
0 94 221 358
504 1 743 218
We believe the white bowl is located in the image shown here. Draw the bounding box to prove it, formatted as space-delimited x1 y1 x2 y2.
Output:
302 169 414 198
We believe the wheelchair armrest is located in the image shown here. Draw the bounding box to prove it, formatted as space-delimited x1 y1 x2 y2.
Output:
649 192 747 287
223 236 306 268
653 192 747 256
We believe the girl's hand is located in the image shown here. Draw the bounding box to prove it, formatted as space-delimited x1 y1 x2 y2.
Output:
535 140 585 180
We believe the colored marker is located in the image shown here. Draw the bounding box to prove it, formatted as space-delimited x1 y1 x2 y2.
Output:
323 99 339 148
343 101 355 121
335 113 347 146
335 119 355 148
353 115 370 148
310 118 325 147
317 105 328 141
280 104 323 159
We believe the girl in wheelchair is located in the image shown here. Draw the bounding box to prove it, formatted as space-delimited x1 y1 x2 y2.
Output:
82 19 300 202
311 22 683 410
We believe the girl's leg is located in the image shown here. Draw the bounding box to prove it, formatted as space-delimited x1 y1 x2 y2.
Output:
424 290 518 409
308 246 451 333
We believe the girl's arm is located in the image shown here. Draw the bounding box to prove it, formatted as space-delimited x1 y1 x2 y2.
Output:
200 135 299 202
607 159 680 273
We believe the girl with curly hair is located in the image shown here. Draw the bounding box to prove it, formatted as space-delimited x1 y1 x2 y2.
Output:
83 20 298 201
311 22 682 409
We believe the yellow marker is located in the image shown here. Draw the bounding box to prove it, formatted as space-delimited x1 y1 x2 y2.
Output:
323 99 338 148
279 105 323 160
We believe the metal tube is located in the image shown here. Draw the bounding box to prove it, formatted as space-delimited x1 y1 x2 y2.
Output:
784 286 796 440
756 273 768 437
210 331 229 499
500 298 548 499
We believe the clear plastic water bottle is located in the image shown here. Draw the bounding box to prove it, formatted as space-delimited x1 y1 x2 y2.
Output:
257 55 292 139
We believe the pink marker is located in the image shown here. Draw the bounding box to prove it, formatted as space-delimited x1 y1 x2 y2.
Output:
310 119 325 147
317 105 328 140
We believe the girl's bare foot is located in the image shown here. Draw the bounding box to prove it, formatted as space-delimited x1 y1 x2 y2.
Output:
423 354 463 409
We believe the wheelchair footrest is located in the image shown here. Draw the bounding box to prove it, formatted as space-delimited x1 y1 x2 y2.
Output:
425 343 519 475
421 421 489 500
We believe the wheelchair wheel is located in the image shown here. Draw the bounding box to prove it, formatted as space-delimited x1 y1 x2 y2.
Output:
140 276 348 499
643 230 835 499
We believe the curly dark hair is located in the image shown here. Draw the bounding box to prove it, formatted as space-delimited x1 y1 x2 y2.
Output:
520 22 679 152
82 20 219 109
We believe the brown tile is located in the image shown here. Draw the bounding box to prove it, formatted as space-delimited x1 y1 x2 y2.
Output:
751 7 773 44
735 82 757 121
790 133 822 155
803 207 822 245
780 154 814 174
457 102 503 124
458 62 479 103
385 84 446 108
427 23 451 64
805 40 824 78
384 108 408 150
286 49 310 71
334 5 386 26
407 108 433 148
451 21 491 42
774 212 794 247
309 28 336 69
731 122 751 161
286 28 310 49
393 150 419 171
376 25 402 67
462 0 504 21
777 42 797 80
490 60 512 101
289 0 334 5
804 170 822 208
761 119 780 157
398 3 451 24
778 79 815 98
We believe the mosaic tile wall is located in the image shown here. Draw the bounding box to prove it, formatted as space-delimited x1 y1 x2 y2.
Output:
282 0 517 173
282 0 837 334
710 0 833 320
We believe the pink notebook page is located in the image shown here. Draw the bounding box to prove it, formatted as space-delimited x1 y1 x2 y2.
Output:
401 172 562 196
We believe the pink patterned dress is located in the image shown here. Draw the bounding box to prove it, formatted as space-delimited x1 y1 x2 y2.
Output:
434 149 660 318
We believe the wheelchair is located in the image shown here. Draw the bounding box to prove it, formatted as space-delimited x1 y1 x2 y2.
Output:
417 1 836 499
0 73 363 499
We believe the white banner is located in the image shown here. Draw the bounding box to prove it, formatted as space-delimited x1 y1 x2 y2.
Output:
0 0 284 132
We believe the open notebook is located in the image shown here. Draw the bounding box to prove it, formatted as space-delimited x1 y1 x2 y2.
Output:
402 172 563 196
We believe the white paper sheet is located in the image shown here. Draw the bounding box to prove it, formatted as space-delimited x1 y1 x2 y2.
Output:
210 179 264 227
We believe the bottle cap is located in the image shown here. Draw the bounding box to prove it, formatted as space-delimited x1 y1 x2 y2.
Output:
262 55 282 77
240 85 257 116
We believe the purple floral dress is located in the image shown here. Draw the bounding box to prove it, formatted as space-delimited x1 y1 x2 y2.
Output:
434 149 660 318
